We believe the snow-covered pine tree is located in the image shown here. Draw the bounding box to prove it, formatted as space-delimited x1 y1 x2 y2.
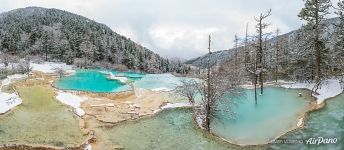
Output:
298 0 331 87
334 1 344 76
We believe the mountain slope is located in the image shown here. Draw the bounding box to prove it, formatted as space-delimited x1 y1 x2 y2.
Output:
187 17 340 69
0 7 188 73
185 50 234 68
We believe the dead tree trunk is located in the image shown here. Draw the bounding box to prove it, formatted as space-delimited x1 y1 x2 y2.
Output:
205 35 211 132
315 1 321 84
255 9 271 95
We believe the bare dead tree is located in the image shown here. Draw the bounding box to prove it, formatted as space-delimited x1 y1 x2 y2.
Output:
199 35 243 132
176 78 200 105
275 28 281 82
255 9 272 95
205 35 212 132
17 57 32 76
233 34 239 66
244 23 250 69
53 67 66 78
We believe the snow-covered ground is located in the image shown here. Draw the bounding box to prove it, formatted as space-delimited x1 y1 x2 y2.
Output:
1 62 74 74
0 92 22 114
152 102 193 114
161 102 193 109
196 114 206 129
281 79 343 104
55 91 87 117
1 74 27 89
151 87 172 92
90 103 115 107
0 63 20 70
84 144 92 150
297 118 303 127
107 73 128 83
30 62 74 74
0 74 26 114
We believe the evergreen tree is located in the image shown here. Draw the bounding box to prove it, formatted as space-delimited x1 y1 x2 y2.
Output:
298 0 331 85
334 1 344 75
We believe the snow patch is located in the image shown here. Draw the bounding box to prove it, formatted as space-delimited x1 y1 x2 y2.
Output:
153 109 161 114
84 144 92 150
55 91 86 117
75 108 85 117
152 102 193 114
1 74 27 88
161 102 192 109
196 114 206 129
98 70 111 75
151 87 172 92
281 79 343 104
65 69 76 76
91 103 115 107
297 118 303 127
0 92 22 114
107 73 128 83
30 62 73 74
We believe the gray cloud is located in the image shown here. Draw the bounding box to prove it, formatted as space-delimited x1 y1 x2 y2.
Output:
0 0 335 59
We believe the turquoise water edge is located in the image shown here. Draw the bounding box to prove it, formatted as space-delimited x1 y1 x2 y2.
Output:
46 70 344 149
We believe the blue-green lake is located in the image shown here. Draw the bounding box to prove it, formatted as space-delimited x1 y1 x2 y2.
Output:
56 70 185 92
211 87 312 145
55 70 132 92
101 108 241 150
270 93 344 150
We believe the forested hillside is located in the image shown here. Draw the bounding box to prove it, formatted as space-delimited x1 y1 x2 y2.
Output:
0 7 189 73
188 17 344 81
187 18 340 69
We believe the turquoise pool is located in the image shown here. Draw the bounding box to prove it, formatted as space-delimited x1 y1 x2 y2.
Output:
270 93 344 150
101 108 242 150
133 73 183 90
56 70 188 92
55 70 132 92
211 87 312 145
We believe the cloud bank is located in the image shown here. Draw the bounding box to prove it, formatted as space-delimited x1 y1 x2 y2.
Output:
0 0 310 59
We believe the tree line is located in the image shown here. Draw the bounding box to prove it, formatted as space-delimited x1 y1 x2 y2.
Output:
0 7 190 74
179 0 344 132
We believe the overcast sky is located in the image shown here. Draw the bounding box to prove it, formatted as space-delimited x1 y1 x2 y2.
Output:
0 0 337 59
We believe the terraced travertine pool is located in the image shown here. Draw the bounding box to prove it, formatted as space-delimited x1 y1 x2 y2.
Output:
269 93 344 150
211 87 313 145
0 85 87 147
55 70 132 92
96 108 243 150
55 70 184 92
93 92 344 150
2 70 342 150
76 84 312 149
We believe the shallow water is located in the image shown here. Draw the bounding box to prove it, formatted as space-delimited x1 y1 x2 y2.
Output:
211 87 312 145
101 108 242 150
0 85 86 147
269 93 344 150
133 73 183 90
56 70 131 92
56 70 185 92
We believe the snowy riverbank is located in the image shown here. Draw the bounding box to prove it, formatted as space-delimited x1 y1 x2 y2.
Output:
0 74 27 114
153 102 193 114
281 79 343 104
31 62 74 74
1 74 27 89
0 92 22 114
